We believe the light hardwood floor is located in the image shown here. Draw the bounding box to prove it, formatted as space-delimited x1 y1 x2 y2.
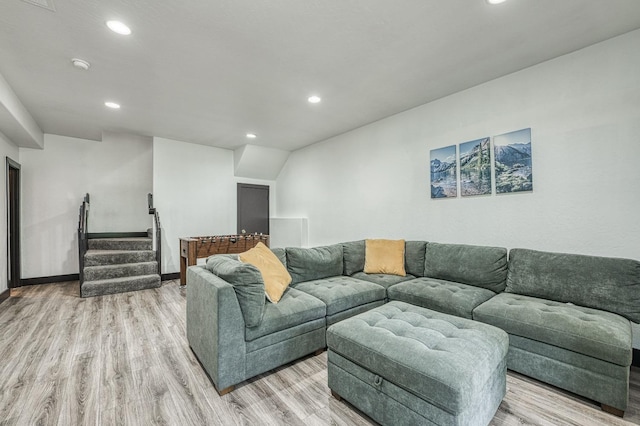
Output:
0 280 638 425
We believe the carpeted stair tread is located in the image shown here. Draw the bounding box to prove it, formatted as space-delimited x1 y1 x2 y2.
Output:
81 274 161 298
88 237 152 251
82 233 160 297
84 249 156 266
84 261 158 281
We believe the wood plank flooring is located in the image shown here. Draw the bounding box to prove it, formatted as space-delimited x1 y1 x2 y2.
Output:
0 280 638 425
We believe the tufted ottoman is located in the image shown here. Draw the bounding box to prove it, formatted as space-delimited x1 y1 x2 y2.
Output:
326 301 509 426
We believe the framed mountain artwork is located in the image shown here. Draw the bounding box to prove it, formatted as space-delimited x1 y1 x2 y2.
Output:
430 145 457 198
494 128 533 194
459 137 491 196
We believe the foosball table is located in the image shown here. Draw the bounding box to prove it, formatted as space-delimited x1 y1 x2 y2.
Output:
179 234 269 285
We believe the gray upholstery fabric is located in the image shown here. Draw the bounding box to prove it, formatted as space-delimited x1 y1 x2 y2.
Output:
205 255 265 328
270 247 287 267
405 240 427 277
473 293 632 366
509 334 629 381
286 245 344 284
507 335 630 411
326 300 385 326
425 242 508 293
327 301 508 416
351 271 415 289
246 318 325 353
388 277 496 319
506 248 640 322
244 287 326 342
186 266 246 391
328 351 506 426
246 327 326 378
342 240 366 276
293 276 385 316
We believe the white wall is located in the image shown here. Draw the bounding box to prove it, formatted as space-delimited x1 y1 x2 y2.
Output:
277 29 640 260
277 29 640 347
269 218 308 248
19 132 153 278
152 137 276 274
0 132 19 293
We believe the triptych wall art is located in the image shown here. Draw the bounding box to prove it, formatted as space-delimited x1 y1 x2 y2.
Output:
430 128 532 199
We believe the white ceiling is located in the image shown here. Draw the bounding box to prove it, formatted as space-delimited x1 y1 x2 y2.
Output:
1 0 640 152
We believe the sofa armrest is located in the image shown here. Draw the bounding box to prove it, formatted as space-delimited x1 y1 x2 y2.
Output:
186 265 247 391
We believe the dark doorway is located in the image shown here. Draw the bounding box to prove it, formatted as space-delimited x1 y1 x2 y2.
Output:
7 157 20 288
237 183 269 235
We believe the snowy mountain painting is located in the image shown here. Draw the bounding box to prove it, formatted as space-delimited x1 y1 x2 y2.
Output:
460 137 491 196
494 128 533 194
430 145 457 198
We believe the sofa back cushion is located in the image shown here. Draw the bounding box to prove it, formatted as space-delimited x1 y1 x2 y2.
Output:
424 243 508 293
271 247 287 267
506 248 640 322
343 240 365 276
342 240 427 277
206 255 265 327
286 244 344 284
405 241 427 277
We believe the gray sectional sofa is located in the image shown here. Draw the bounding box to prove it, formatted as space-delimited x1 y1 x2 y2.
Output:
186 240 638 416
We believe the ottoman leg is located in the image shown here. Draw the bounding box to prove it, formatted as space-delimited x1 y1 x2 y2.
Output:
601 404 624 417
216 385 235 396
331 390 342 401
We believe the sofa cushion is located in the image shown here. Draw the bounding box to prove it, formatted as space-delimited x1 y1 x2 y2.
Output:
270 247 287 267
387 277 496 319
405 240 427 277
364 239 406 276
240 242 292 303
293 276 385 316
473 293 632 366
424 243 508 293
343 240 365 275
286 245 344 285
351 272 416 289
506 248 640 323
206 255 265 328
244 287 326 342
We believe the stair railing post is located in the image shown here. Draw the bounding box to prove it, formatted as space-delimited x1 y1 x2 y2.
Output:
78 193 90 292
148 193 161 279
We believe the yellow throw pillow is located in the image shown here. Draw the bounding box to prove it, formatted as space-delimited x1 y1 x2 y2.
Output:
364 239 406 276
240 242 292 303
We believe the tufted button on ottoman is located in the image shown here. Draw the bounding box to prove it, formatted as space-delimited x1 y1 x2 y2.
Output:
326 301 509 426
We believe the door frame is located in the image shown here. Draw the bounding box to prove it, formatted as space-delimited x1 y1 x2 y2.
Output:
6 157 20 289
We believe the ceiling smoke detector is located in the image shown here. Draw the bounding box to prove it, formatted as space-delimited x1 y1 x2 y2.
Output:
71 58 90 70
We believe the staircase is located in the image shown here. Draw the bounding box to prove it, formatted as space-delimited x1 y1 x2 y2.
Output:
80 236 161 297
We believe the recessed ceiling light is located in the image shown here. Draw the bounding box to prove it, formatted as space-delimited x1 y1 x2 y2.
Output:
486 0 507 4
106 20 132 35
104 101 120 109
246 133 257 139
308 95 321 104
71 58 90 70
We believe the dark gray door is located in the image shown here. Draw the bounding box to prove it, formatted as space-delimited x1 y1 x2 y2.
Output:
237 183 269 235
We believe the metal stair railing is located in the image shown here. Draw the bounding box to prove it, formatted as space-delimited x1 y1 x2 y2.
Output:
148 193 162 277
78 193 90 289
